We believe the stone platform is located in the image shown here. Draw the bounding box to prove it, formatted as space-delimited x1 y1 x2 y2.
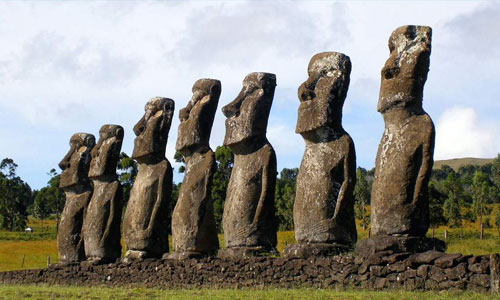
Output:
0 251 496 292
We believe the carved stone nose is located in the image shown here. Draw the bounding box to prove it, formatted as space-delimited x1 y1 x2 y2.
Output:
58 147 74 170
222 102 240 118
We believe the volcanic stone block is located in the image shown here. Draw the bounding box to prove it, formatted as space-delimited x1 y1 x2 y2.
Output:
57 133 95 263
123 97 174 259
491 254 500 292
169 79 221 260
83 124 124 263
355 235 445 259
219 72 277 257
370 25 435 237
283 52 356 258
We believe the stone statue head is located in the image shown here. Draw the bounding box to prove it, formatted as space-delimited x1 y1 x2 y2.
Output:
378 25 432 113
296 52 351 134
88 124 124 179
176 79 221 155
132 97 175 163
59 133 96 189
222 72 276 146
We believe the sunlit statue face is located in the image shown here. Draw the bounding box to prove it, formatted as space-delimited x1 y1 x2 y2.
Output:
176 79 221 155
296 52 351 134
88 124 124 179
377 25 431 113
59 133 95 189
222 72 276 147
132 97 175 163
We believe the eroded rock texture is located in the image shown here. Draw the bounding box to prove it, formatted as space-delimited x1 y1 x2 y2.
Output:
220 72 277 258
57 133 95 263
83 125 124 263
371 25 435 237
169 79 221 259
123 97 174 259
284 52 356 257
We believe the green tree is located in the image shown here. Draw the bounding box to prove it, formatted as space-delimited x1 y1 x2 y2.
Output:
443 171 463 230
492 154 500 200
45 169 65 230
211 146 234 232
33 188 51 229
275 168 298 231
471 170 491 230
354 167 370 229
117 152 138 204
431 165 455 181
0 158 32 231
428 181 446 231
495 212 500 236
174 151 186 173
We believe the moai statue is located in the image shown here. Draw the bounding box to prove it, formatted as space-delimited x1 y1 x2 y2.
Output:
356 25 445 257
82 125 124 264
168 79 221 260
57 133 95 264
122 97 174 260
219 72 277 258
283 52 357 258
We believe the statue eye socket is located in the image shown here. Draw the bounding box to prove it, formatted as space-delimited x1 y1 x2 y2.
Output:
384 67 399 79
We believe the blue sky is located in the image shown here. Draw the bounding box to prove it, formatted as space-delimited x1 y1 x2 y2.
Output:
0 1 499 189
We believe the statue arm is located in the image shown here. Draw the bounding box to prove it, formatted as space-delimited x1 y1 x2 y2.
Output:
413 134 433 205
147 162 172 235
332 139 356 220
252 164 268 228
100 182 121 247
252 149 275 228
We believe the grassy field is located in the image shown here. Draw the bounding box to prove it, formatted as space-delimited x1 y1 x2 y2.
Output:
1 211 500 272
433 157 493 171
0 285 498 300
0 218 57 241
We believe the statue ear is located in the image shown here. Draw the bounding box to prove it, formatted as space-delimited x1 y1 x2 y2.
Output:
85 135 96 148
115 127 124 140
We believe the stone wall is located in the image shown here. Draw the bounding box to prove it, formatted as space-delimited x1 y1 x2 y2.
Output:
0 251 494 291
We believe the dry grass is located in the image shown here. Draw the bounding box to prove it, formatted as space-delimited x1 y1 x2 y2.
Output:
2 206 500 271
0 240 57 272
433 157 493 171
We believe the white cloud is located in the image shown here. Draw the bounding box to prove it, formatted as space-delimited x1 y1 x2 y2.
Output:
434 107 500 160
0 1 496 188
443 2 500 60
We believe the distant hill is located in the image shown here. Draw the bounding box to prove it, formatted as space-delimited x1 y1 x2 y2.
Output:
433 157 493 171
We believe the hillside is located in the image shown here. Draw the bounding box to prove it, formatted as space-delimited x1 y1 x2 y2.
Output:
433 157 493 171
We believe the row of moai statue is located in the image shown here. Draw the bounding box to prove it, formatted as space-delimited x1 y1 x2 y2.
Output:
56 25 443 264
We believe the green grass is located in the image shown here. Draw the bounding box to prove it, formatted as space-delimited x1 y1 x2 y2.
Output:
0 285 498 300
2 209 500 271
0 218 57 241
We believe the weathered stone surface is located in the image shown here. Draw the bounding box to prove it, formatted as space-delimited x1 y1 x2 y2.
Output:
282 243 350 258
0 252 492 291
434 253 462 268
83 125 124 262
355 235 445 258
409 250 445 266
123 97 174 259
220 72 277 256
371 25 435 237
286 52 356 257
57 133 95 264
170 79 221 259
491 254 500 292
